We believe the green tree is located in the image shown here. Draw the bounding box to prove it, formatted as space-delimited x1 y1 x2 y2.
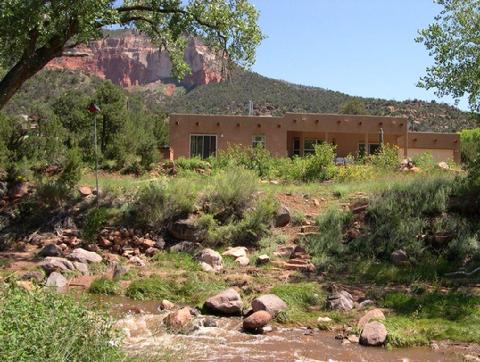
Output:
0 0 263 109
417 0 480 111
339 98 368 115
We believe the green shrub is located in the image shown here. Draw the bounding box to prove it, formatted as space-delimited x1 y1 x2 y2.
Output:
300 143 337 182
88 278 118 295
83 207 109 242
290 210 306 226
304 208 352 269
58 148 82 189
369 144 399 171
211 144 275 178
202 168 258 220
36 180 71 208
134 178 197 227
176 156 210 171
0 285 124 361
412 152 435 170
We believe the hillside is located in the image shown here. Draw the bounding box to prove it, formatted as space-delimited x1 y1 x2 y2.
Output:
3 68 476 133
157 69 475 132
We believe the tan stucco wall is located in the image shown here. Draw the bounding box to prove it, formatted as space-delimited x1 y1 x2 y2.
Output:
169 114 287 158
170 113 407 159
398 148 455 162
169 113 459 162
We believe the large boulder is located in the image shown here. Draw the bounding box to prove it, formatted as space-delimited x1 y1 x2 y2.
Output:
73 262 89 275
274 206 291 227
243 310 272 332
197 248 223 272
223 246 248 259
169 241 203 254
251 294 287 317
38 244 63 257
167 217 203 242
235 256 250 266
390 249 408 266
359 321 388 346
45 272 68 289
39 257 75 274
204 288 243 315
67 248 102 264
327 290 354 311
256 255 270 265
357 309 385 330
165 307 193 330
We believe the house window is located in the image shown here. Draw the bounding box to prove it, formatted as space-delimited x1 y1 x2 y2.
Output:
252 135 266 148
304 139 323 155
358 143 381 157
190 134 217 159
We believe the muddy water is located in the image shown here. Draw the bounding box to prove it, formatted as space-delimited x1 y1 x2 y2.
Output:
95 296 463 362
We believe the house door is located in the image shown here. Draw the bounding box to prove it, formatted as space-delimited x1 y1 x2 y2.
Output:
190 134 217 159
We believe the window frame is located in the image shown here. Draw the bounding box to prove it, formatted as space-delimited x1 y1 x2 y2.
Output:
252 134 266 148
190 134 218 159
303 138 323 155
358 142 381 156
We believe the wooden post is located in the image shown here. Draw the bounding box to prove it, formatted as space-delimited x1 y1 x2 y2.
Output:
365 133 369 156
325 132 329 143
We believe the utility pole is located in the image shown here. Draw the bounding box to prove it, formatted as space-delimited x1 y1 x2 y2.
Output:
87 102 101 208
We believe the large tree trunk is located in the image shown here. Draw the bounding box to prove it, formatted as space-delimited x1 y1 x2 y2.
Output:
0 44 64 110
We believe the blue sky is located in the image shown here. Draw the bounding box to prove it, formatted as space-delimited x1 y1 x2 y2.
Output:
249 0 466 109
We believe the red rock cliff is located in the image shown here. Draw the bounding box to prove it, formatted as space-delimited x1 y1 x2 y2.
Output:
46 31 223 88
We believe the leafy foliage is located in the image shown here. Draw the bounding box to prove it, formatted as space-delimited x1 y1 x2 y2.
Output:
0 285 124 362
339 98 368 115
416 0 480 111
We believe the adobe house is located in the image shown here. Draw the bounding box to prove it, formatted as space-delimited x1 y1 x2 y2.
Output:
169 112 461 162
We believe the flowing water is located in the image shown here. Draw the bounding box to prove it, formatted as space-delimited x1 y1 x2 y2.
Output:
94 295 470 362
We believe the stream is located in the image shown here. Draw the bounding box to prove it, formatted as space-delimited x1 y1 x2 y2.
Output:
94 295 468 361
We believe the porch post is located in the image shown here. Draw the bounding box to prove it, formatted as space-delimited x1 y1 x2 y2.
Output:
365 133 369 156
325 132 329 143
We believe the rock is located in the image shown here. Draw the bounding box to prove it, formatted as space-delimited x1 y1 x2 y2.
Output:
256 255 270 265
274 206 291 227
113 263 129 279
167 217 203 242
438 161 449 170
347 334 360 343
73 262 89 275
165 307 192 330
78 186 92 196
45 272 68 289
160 299 175 311
223 246 248 259
39 257 75 274
200 261 214 272
128 256 146 267
145 247 159 257
155 238 166 250
359 321 387 346
68 248 102 264
357 309 385 330
327 290 354 311
202 317 218 328
169 241 203 254
251 294 287 317
38 244 63 257
235 256 249 266
390 249 408 266
261 325 273 334
317 316 332 323
197 248 223 272
243 310 272 331
358 299 375 309
20 271 45 283
16 280 34 291
204 288 243 315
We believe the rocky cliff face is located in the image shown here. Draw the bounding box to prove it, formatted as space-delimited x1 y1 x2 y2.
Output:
46 31 223 88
